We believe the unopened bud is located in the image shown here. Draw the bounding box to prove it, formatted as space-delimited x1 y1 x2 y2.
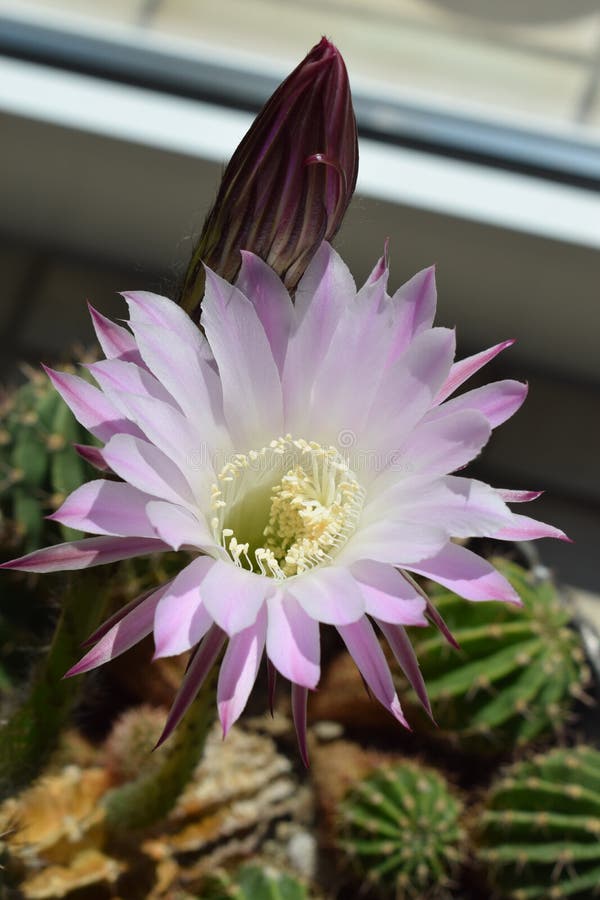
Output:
180 37 358 320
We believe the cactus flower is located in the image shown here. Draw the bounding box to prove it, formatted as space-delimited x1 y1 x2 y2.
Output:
1 244 567 762
179 37 358 320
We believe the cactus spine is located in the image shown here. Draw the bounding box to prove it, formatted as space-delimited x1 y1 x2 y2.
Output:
402 558 589 753
338 761 465 898
477 745 600 899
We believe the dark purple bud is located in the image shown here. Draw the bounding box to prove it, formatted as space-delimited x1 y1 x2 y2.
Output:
179 37 358 320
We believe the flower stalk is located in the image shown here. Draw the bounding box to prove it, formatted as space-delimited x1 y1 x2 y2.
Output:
179 36 358 321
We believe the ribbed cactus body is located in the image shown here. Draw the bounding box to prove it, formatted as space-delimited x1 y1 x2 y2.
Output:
203 864 310 899
338 761 465 898
477 746 600 899
403 559 588 753
1 365 90 551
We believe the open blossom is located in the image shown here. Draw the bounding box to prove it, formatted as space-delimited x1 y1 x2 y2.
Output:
1 243 567 762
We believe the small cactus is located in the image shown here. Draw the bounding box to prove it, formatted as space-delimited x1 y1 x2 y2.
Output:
477 745 600 899
338 760 465 898
104 705 168 784
402 558 589 753
201 863 311 899
0 362 92 553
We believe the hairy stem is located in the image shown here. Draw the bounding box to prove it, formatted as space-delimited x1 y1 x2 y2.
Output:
0 571 107 799
103 668 217 831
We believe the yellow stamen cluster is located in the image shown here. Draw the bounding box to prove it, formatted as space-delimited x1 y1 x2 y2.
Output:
210 436 364 580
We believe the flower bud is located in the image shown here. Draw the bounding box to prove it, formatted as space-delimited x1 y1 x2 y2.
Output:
179 37 358 320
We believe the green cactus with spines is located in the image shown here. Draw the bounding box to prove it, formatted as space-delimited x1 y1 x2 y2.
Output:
401 558 589 754
338 760 466 898
476 745 600 899
0 361 93 553
200 864 312 900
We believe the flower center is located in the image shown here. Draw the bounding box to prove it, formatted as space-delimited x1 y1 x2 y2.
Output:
210 436 365 580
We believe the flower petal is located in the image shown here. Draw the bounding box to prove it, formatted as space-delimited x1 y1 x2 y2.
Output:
351 560 427 625
49 480 157 537
153 557 216 658
294 241 355 325
306 288 389 440
267 660 277 716
145 500 216 552
217 605 267 735
425 598 459 648
399 409 491 478
82 585 162 647
291 682 310 767
123 289 212 362
202 267 284 445
359 244 388 291
370 475 511 538
493 512 570 542
288 566 365 625
101 434 196 508
364 327 456 454
435 339 515 404
65 582 169 676
0 536 166 573
405 542 521 604
376 620 432 719
266 592 320 689
43 366 142 442
87 359 174 406
337 616 408 726
73 444 110 472
88 303 142 364
497 488 544 503
200 560 268 636
236 251 294 373
282 243 355 430
338 520 447 567
102 390 206 477
155 625 227 748
387 265 437 362
128 322 227 449
427 380 527 430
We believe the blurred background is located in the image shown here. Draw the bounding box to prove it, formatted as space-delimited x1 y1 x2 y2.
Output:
0 0 598 590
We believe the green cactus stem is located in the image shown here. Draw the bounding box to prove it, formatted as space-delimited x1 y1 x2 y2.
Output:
0 363 91 553
0 570 108 799
202 864 311 900
402 558 590 754
338 760 465 898
477 745 600 899
103 667 217 832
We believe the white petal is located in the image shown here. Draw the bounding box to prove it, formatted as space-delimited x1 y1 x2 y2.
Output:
202 268 284 445
287 566 364 625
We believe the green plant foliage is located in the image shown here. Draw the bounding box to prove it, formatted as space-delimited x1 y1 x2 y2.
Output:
201 864 310 900
402 558 589 753
477 745 600 899
338 761 465 898
0 363 91 553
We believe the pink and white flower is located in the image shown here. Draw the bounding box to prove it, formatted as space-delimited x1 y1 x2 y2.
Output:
1 243 567 761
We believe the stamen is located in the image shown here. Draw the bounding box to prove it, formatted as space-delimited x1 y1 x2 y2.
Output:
210 436 365 581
